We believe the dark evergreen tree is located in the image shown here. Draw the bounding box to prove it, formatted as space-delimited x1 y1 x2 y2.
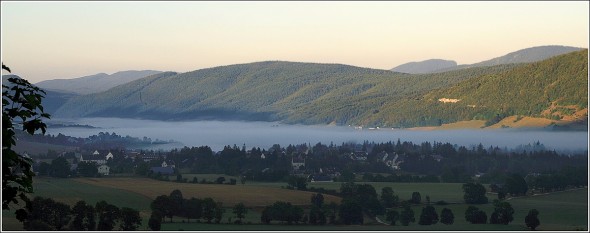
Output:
440 208 454 225
525 209 540 230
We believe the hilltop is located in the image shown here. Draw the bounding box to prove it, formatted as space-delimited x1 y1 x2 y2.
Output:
52 48 588 129
35 70 162 95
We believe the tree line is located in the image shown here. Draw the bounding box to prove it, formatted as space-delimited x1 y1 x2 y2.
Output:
16 197 141 231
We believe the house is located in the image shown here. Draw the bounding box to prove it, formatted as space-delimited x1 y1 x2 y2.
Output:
80 153 106 165
162 160 175 168
105 152 114 161
150 166 175 175
141 154 160 162
432 154 444 162
349 151 368 161
382 152 402 170
291 157 305 171
98 164 110 176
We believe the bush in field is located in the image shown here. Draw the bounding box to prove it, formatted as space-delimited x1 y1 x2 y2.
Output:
465 206 487 224
525 209 540 230
440 208 454 225
418 205 438 225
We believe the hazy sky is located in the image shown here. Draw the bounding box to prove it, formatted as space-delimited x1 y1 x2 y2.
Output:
1 1 588 83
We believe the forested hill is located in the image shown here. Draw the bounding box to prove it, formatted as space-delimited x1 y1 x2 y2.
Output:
433 45 584 73
35 70 162 95
391 59 457 74
363 49 588 128
54 50 588 128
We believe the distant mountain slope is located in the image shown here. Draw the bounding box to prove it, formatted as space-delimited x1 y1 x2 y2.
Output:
54 49 587 128
2 74 79 115
433 45 584 73
469 45 584 67
365 49 588 127
54 61 520 125
391 59 457 74
35 70 162 95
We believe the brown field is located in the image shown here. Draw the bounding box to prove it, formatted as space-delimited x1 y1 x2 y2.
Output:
438 120 486 129
488 116 555 129
73 177 341 207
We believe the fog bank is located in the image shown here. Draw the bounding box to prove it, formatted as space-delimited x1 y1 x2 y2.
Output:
46 118 588 153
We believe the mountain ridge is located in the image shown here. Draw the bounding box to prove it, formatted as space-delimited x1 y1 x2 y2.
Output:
392 45 584 74
35 70 163 95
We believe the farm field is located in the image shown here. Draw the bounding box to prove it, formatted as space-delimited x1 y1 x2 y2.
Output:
73 177 342 207
2 177 587 231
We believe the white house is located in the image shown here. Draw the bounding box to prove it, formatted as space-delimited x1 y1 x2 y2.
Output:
106 152 114 161
291 157 305 171
162 160 175 168
98 164 110 176
80 153 106 165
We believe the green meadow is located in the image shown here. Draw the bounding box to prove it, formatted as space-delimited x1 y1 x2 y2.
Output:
2 177 587 231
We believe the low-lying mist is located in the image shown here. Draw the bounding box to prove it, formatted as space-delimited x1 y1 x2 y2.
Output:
46 117 588 153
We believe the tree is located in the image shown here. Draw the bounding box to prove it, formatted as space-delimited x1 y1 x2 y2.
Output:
490 200 514 225
3 64 50 214
260 201 304 225
169 189 184 218
311 193 324 208
440 208 454 225
184 197 202 223
148 210 162 230
70 200 96 230
338 198 363 225
151 195 174 223
418 205 439 225
308 206 326 225
77 161 98 177
525 209 540 230
21 197 71 230
385 209 399 225
96 200 120 230
465 206 487 224
214 203 227 224
400 202 415 226
410 191 422 204
505 173 528 196
462 183 489 204
50 157 71 178
381 187 399 208
201 198 216 223
287 175 307 190
119 207 142 230
216 176 226 184
232 203 247 224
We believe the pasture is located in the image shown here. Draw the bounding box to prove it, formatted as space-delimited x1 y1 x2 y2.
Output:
73 177 342 207
2 176 586 231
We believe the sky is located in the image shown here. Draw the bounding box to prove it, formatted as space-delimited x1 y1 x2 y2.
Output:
1 1 589 83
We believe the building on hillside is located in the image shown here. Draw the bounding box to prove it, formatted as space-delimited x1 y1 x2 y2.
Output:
161 160 176 168
291 156 305 171
380 151 402 170
106 152 114 161
80 153 106 165
349 151 368 161
141 154 160 162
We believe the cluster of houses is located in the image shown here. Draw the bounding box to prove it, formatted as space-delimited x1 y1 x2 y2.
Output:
58 146 435 180
66 149 179 177
72 150 114 176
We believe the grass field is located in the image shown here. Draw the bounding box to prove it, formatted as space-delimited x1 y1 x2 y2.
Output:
2 177 587 231
73 177 342 207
